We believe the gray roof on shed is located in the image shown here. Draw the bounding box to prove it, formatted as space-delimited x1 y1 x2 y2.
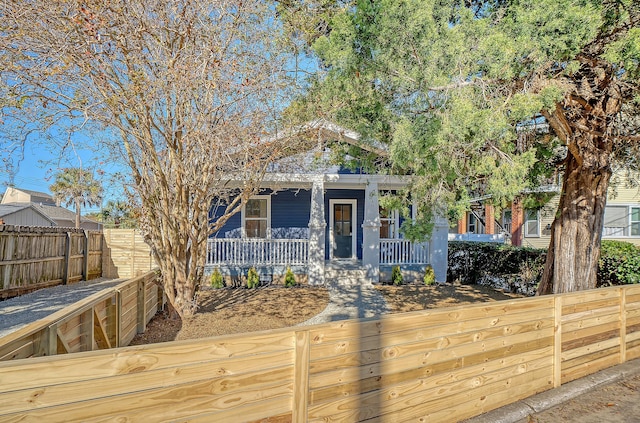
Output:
0 203 56 224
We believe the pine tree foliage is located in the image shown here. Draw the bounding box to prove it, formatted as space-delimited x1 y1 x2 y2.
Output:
285 0 640 294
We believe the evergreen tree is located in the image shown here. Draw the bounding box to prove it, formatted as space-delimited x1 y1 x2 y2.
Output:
286 0 640 294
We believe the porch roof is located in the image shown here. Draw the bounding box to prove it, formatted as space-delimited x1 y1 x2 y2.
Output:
225 172 410 190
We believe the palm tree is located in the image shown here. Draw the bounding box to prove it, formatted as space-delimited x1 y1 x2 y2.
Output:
50 168 103 229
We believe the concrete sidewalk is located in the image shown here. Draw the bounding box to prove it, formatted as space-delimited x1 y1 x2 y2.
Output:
297 281 389 326
465 358 640 423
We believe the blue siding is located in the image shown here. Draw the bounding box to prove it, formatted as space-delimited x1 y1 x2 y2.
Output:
271 189 311 237
211 189 311 238
210 199 241 238
325 189 365 259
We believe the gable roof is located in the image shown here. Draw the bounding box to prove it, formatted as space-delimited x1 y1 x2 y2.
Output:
1 187 57 206
16 188 54 199
280 119 389 158
0 203 57 224
0 202 98 225
0 203 31 218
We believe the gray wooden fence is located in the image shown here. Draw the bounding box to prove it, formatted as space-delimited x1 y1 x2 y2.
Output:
0 225 102 299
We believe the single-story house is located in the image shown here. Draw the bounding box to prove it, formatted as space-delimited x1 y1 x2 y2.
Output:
205 120 448 285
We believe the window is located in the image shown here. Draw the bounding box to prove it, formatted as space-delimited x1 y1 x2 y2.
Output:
379 207 399 239
502 209 512 233
467 212 484 234
524 209 540 237
603 205 640 237
243 196 270 238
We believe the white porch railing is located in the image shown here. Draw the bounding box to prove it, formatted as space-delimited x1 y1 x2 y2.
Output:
379 239 430 265
206 238 309 266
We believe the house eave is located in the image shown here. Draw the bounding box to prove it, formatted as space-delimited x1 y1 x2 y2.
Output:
224 173 410 190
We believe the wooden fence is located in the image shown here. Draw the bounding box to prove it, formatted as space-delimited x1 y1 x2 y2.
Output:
102 229 154 279
0 225 102 298
0 284 639 422
0 271 162 361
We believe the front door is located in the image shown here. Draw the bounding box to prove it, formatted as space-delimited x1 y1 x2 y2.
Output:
330 200 356 259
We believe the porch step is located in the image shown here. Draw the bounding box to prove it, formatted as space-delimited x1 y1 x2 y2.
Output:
324 269 369 285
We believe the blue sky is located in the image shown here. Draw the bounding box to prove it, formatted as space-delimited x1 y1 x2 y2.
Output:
4 135 125 214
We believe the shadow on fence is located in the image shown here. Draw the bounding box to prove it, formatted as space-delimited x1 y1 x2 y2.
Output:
0 270 162 361
0 283 639 421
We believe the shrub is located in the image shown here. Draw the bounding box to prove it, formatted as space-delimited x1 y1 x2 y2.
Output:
246 267 260 289
423 265 435 286
284 267 297 287
392 265 403 285
447 241 546 284
210 268 224 289
598 240 640 286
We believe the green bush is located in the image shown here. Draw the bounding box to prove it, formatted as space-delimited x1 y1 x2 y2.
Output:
284 267 297 287
448 241 546 284
598 240 640 286
246 267 260 289
423 265 435 286
210 268 224 289
392 265 404 285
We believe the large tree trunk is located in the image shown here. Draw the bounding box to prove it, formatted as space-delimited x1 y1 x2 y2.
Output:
536 53 624 295
537 148 611 294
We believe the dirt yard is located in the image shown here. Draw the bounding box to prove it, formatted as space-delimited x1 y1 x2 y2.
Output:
130 282 524 345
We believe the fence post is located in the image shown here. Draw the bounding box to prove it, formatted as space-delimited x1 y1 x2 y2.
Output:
553 295 562 388
620 287 627 363
137 278 146 334
47 324 58 356
63 232 72 284
82 230 90 281
293 330 310 422
115 289 122 347
1 232 14 290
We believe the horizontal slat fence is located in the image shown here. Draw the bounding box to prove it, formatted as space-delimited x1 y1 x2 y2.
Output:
0 271 162 361
0 226 102 298
0 284 639 422
102 229 154 278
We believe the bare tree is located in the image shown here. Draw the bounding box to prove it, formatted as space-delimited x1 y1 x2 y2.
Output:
1 0 303 318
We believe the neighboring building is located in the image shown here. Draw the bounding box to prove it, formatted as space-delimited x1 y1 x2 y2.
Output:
450 172 640 249
1 187 57 206
0 187 101 230
0 203 57 227
206 120 449 285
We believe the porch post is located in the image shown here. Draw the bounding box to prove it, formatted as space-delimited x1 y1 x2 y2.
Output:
430 214 449 283
308 177 326 285
362 180 380 283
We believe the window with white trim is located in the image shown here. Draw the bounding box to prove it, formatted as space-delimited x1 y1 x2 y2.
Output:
243 196 270 238
524 209 540 237
379 207 399 239
603 205 640 237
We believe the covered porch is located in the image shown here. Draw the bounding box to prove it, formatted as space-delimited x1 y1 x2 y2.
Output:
206 173 448 284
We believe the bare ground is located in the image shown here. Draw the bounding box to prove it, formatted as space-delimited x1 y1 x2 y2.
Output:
130 282 524 345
